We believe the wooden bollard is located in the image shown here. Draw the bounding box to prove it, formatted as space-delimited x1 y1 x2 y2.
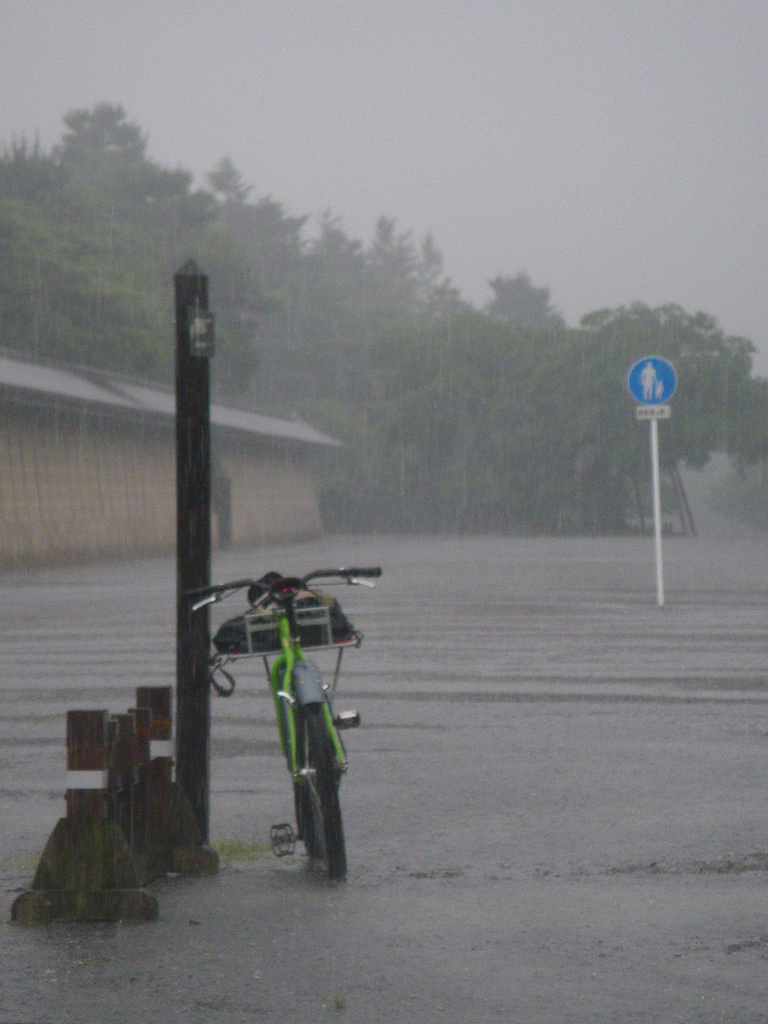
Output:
11 709 157 923
66 710 109 824
137 687 173 875
129 707 152 880
109 713 136 850
137 685 173 761
132 684 219 877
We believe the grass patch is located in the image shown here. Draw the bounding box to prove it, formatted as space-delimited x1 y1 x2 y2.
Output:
0 850 41 875
213 837 268 865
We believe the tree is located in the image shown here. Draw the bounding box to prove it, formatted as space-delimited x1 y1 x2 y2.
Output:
8 104 765 538
0 138 67 203
415 233 460 321
56 103 146 178
487 272 564 330
0 107 264 382
207 157 251 204
314 302 768 536
579 303 768 470
365 216 418 324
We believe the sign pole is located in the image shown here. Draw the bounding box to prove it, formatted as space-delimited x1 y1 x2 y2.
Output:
649 417 665 607
627 356 677 609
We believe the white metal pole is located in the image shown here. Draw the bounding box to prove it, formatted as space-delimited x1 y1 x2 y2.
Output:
649 416 665 606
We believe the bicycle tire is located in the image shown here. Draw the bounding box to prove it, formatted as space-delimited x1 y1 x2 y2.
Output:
293 709 320 857
305 704 346 880
294 770 323 860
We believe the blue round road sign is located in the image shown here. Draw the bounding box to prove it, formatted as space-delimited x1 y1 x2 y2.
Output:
628 357 677 405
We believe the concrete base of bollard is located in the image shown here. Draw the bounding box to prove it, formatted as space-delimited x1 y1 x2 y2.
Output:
31 811 141 891
10 811 160 924
11 888 158 924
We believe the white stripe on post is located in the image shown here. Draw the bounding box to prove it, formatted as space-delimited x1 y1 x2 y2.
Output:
150 739 173 759
66 769 108 790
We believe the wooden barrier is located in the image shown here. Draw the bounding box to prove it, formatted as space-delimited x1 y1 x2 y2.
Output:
11 686 217 924
138 686 173 876
109 712 136 850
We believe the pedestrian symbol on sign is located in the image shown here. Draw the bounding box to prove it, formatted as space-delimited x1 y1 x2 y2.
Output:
628 356 677 406
640 361 665 402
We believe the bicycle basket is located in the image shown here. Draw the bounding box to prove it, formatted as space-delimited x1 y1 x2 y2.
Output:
212 590 358 657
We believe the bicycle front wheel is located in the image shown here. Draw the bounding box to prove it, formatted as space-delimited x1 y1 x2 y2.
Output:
305 704 346 880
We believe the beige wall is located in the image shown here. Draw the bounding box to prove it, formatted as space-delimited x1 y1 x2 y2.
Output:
217 443 322 547
0 403 322 570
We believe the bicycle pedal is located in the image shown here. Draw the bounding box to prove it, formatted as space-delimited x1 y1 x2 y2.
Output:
270 822 296 857
334 710 361 730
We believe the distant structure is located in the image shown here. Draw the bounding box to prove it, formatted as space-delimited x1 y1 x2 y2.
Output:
0 354 339 570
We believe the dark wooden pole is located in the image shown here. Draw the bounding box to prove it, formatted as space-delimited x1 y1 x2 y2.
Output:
174 260 212 842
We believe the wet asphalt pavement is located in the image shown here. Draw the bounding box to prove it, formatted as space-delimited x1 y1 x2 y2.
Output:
1 534 768 1022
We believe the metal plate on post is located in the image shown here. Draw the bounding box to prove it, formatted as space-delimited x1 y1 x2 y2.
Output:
188 308 215 357
635 404 671 420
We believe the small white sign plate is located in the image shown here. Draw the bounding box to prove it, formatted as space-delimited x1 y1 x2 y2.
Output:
188 309 215 357
635 404 671 421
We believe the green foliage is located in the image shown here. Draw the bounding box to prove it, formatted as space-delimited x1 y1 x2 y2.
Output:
207 156 252 204
707 462 768 531
313 305 768 534
579 304 768 473
1 105 766 535
0 138 67 202
0 106 265 383
58 103 147 171
487 271 564 331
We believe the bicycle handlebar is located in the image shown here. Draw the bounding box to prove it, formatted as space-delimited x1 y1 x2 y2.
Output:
303 566 382 584
187 566 382 612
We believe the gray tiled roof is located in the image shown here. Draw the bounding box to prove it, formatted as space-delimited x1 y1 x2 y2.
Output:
0 355 340 448
0 356 136 411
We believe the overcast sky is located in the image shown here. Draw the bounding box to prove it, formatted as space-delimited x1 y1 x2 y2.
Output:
2 1 766 369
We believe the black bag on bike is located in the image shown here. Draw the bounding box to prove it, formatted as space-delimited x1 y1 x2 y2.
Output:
212 587 357 656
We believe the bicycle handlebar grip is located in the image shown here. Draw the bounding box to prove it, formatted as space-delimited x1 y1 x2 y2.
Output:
346 566 382 578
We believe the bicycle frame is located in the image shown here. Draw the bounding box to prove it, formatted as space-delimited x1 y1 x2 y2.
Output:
267 611 347 779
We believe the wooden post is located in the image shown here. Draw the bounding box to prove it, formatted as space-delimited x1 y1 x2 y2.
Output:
130 707 152 878
109 712 136 848
65 710 109 825
137 685 173 760
174 260 212 842
137 686 174 875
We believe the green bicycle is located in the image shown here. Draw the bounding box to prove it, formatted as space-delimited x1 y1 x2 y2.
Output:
191 566 381 879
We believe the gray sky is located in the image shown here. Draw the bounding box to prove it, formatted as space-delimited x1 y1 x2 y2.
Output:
2 1 766 368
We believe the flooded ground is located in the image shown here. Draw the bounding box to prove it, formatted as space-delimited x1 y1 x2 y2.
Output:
1 534 768 1022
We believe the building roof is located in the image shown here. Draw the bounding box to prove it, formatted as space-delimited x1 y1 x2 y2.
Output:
0 356 137 411
0 354 340 448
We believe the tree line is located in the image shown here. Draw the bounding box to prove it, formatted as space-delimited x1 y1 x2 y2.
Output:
2 104 766 534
